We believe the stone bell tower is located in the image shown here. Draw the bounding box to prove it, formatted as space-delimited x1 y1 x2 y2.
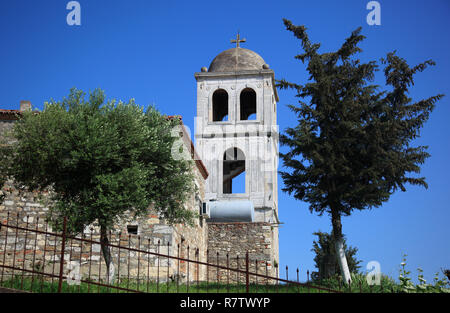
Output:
194 35 280 266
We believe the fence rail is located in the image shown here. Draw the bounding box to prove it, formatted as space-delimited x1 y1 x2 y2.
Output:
0 212 340 293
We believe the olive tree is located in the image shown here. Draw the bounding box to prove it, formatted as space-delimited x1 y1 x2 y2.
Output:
4 88 196 281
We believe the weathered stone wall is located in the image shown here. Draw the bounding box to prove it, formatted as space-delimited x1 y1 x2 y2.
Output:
0 120 15 146
0 168 208 284
207 222 278 283
147 166 209 282
0 120 14 133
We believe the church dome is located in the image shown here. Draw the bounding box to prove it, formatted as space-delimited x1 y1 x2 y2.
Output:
208 47 267 72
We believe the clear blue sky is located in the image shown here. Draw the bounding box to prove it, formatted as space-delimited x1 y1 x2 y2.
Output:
1 0 449 284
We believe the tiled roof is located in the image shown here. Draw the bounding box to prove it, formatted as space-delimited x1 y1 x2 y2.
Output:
0 109 22 120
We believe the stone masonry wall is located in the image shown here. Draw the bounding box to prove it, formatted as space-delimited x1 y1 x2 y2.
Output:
0 170 208 284
207 222 277 284
0 120 16 149
0 120 14 136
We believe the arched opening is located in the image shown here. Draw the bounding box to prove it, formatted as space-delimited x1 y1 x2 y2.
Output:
240 88 256 120
212 89 229 121
223 147 245 194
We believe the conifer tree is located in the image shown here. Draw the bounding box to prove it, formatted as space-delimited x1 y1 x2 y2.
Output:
311 231 361 281
278 19 444 284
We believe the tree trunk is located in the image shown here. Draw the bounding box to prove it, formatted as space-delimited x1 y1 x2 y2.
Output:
331 210 352 285
100 224 115 284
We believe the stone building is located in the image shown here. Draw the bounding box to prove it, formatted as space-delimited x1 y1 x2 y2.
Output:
195 40 280 280
0 39 280 284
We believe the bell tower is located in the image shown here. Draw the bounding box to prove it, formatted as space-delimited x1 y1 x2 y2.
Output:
194 36 280 226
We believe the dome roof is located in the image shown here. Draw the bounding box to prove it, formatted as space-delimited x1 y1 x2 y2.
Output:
208 48 267 72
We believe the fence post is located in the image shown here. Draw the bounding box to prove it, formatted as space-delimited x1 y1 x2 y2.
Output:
57 217 67 293
307 270 309 293
245 251 249 293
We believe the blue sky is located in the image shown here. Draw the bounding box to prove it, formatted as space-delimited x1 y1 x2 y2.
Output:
1 0 449 284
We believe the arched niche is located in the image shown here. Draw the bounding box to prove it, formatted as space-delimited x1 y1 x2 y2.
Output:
223 147 245 194
212 89 229 121
240 88 256 120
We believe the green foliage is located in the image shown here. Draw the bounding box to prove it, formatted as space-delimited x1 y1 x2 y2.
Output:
278 19 444 280
311 231 361 280
278 19 444 218
4 88 196 235
398 254 450 293
315 262 450 294
398 254 415 293
317 272 397 293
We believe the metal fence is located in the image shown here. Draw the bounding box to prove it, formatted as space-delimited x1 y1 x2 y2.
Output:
0 212 340 293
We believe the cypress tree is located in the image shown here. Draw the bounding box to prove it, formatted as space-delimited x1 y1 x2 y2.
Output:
278 19 444 284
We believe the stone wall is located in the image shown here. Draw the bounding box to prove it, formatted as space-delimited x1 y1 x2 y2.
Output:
207 222 278 283
0 119 14 132
0 170 208 284
0 120 15 146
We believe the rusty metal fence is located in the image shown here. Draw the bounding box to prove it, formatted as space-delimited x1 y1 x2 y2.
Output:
0 212 340 293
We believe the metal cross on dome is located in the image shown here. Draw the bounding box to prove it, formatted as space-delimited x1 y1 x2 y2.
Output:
231 32 246 48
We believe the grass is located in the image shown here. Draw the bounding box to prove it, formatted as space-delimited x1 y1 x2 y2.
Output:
0 275 337 293
3 255 449 293
313 273 399 293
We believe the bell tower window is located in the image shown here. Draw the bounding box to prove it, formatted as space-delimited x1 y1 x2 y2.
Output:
240 88 256 120
223 147 246 194
212 89 229 121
